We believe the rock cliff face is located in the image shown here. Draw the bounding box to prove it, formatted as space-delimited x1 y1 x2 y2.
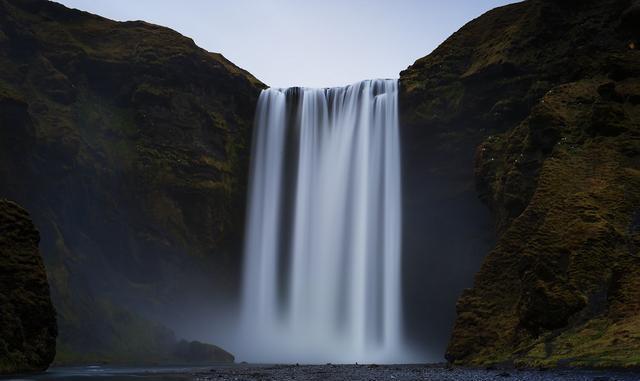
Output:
3 0 639 368
401 0 640 368
0 199 57 374
0 0 263 362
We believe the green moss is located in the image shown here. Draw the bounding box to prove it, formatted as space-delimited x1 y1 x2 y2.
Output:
448 76 640 367
398 0 640 368
0 80 25 103
0 199 57 373
0 0 263 366
74 89 139 169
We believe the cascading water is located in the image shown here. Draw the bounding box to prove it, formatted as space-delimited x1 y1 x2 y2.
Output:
239 79 405 363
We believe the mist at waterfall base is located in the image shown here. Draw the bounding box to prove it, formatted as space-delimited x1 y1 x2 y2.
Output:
225 79 419 364
164 78 493 365
175 81 495 363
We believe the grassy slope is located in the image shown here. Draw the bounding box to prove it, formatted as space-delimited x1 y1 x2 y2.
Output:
400 0 640 367
0 0 263 363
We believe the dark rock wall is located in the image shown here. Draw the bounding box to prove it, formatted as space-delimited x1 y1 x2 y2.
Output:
3 0 638 368
455 78 640 368
0 0 263 362
0 199 57 374
400 0 640 367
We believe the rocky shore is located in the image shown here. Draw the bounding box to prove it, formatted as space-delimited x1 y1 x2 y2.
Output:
6 364 640 381
191 364 640 381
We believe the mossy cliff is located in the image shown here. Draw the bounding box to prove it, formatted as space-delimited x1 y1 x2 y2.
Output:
3 0 639 369
0 0 263 363
401 0 640 368
0 199 57 374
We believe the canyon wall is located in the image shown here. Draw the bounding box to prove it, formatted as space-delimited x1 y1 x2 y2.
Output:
2 0 639 368
0 0 262 363
400 0 640 367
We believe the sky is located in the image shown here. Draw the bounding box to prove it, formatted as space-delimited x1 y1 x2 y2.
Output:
55 0 519 88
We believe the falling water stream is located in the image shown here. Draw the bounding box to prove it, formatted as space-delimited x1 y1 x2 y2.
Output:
240 79 405 363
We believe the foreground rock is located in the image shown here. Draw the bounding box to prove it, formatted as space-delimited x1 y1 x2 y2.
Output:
0 199 57 374
0 0 262 364
190 364 639 381
12 364 640 381
173 340 234 364
401 0 640 368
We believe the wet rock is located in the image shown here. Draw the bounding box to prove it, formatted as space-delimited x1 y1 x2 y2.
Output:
173 340 234 364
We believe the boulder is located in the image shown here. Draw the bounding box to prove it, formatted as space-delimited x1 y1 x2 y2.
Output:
0 199 57 374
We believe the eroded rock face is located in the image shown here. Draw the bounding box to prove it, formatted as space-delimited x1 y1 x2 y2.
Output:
451 76 640 369
400 0 640 368
0 199 57 374
0 0 263 363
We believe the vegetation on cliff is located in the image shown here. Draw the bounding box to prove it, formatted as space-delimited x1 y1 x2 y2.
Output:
0 199 57 374
401 0 640 368
0 0 263 363
3 0 638 368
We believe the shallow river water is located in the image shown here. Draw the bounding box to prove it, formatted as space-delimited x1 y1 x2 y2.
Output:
1 364 639 381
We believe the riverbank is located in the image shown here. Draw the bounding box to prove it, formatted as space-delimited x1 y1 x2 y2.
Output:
3 364 640 381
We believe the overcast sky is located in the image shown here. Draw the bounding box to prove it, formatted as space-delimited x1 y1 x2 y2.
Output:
55 0 519 88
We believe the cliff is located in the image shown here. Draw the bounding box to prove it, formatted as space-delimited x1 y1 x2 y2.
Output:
401 0 640 368
0 199 57 374
3 0 639 368
0 0 263 362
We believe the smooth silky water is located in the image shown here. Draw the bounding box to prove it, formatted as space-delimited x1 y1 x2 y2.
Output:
239 79 412 363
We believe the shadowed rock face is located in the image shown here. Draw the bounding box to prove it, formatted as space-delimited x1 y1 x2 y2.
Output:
2 0 639 368
173 340 234 364
401 0 640 367
0 0 263 363
0 199 57 374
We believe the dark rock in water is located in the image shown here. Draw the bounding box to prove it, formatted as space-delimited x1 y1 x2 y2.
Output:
172 340 234 364
0 199 57 374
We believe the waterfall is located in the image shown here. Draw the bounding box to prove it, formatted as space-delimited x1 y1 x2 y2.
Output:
240 79 404 363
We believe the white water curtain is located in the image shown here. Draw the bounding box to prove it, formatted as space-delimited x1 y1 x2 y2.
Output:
240 79 404 363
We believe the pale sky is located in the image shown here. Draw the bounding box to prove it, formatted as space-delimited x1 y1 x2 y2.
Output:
55 0 519 88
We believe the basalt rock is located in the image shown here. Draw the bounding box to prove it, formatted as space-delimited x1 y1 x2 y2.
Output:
400 0 640 368
0 199 57 374
173 340 234 364
0 0 262 363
